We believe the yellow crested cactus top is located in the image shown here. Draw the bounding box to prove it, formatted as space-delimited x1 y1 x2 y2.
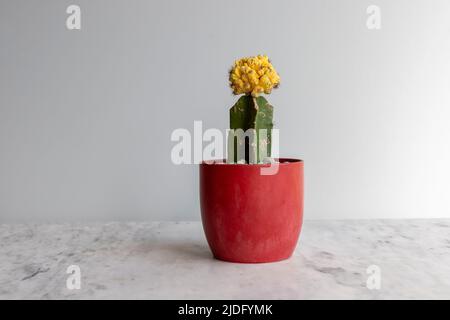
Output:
229 55 280 97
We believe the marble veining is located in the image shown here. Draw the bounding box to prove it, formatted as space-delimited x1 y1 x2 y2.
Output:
0 220 449 299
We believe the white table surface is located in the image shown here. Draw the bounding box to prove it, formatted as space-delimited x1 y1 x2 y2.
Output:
1 220 449 299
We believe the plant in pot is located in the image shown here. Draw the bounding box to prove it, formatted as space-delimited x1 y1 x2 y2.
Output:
200 55 304 263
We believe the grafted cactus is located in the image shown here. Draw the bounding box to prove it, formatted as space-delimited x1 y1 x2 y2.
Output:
227 55 279 164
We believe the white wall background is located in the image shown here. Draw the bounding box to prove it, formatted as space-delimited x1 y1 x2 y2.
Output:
1 0 450 222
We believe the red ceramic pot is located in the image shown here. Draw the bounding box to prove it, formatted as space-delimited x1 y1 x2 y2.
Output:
200 158 304 263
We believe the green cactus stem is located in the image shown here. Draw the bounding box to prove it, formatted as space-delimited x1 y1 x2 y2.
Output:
228 95 274 164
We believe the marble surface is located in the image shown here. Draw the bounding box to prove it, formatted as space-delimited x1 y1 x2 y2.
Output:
0 220 449 300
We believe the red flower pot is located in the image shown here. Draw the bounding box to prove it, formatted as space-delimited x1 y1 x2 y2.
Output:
200 159 304 263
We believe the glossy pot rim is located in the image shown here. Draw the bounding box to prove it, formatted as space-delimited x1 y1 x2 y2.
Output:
200 158 303 167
